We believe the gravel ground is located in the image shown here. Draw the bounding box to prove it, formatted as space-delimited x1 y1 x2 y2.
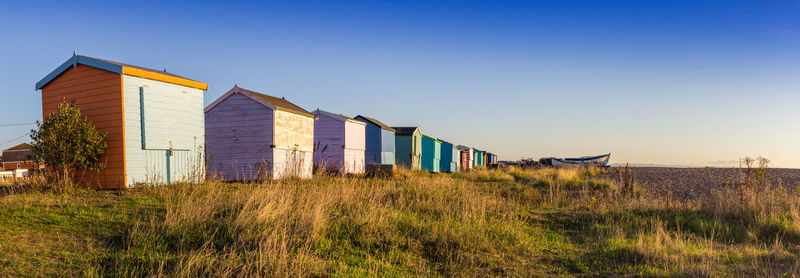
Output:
596 167 800 201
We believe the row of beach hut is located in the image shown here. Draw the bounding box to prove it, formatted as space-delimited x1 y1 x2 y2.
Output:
33 54 497 188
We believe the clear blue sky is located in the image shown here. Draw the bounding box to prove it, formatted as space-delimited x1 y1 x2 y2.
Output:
1 0 799 167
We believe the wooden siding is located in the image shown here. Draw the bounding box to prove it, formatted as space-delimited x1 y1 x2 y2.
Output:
357 117 395 165
379 128 395 165
205 93 273 181
394 130 421 169
421 137 441 172
274 110 314 152
40 64 125 188
343 148 365 174
273 149 313 179
314 112 365 174
344 121 365 174
361 121 382 164
460 151 469 171
439 141 459 172
394 136 413 167
344 121 366 151
273 110 314 179
314 113 345 171
123 75 205 186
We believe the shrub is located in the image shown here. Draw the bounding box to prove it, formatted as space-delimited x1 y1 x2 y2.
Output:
30 99 107 183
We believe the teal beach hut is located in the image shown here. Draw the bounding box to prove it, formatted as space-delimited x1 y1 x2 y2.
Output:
393 127 422 169
438 139 459 172
473 148 484 167
421 135 441 172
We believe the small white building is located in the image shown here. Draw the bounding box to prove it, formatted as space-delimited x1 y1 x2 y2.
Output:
205 86 315 180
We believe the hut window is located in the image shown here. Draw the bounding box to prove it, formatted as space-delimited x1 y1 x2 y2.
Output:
139 87 146 149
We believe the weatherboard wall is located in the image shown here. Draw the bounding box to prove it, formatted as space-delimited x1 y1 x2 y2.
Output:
380 128 395 164
314 113 366 174
314 113 345 171
360 119 382 164
395 130 422 169
123 75 205 186
205 93 274 181
272 110 314 179
39 64 126 188
421 136 441 172
343 119 366 173
439 141 459 172
355 116 396 165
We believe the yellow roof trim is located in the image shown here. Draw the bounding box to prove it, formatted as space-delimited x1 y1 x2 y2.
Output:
122 67 208 90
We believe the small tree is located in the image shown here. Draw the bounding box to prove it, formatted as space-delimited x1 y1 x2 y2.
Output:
30 99 108 183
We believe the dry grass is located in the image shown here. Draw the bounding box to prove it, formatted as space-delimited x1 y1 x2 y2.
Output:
1 163 799 277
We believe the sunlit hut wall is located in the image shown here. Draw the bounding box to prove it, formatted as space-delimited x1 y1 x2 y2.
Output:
35 54 207 188
313 109 366 174
472 148 484 167
457 145 473 171
438 139 459 172
205 86 314 180
354 115 395 165
392 127 422 170
421 135 441 173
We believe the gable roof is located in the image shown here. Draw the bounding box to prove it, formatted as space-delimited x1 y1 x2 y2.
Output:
354 115 395 132
392 127 420 136
314 110 366 125
204 86 314 118
2 143 34 163
4 143 32 151
36 54 208 90
241 88 315 117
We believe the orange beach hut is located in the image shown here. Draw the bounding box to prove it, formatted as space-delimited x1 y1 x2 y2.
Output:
35 54 208 188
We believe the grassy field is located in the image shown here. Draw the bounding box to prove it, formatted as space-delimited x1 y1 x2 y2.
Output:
1 166 798 277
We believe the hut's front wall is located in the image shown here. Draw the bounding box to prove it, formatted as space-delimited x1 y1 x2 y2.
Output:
273 110 314 179
459 151 469 171
343 148 365 174
395 133 421 169
273 148 313 179
379 129 395 165
124 75 205 186
394 135 413 168
314 115 345 171
274 110 314 152
40 65 125 188
343 121 365 174
205 93 273 181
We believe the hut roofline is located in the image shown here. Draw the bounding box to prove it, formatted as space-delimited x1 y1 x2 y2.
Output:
313 109 366 125
204 85 315 118
354 115 395 132
392 127 420 136
36 54 207 90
